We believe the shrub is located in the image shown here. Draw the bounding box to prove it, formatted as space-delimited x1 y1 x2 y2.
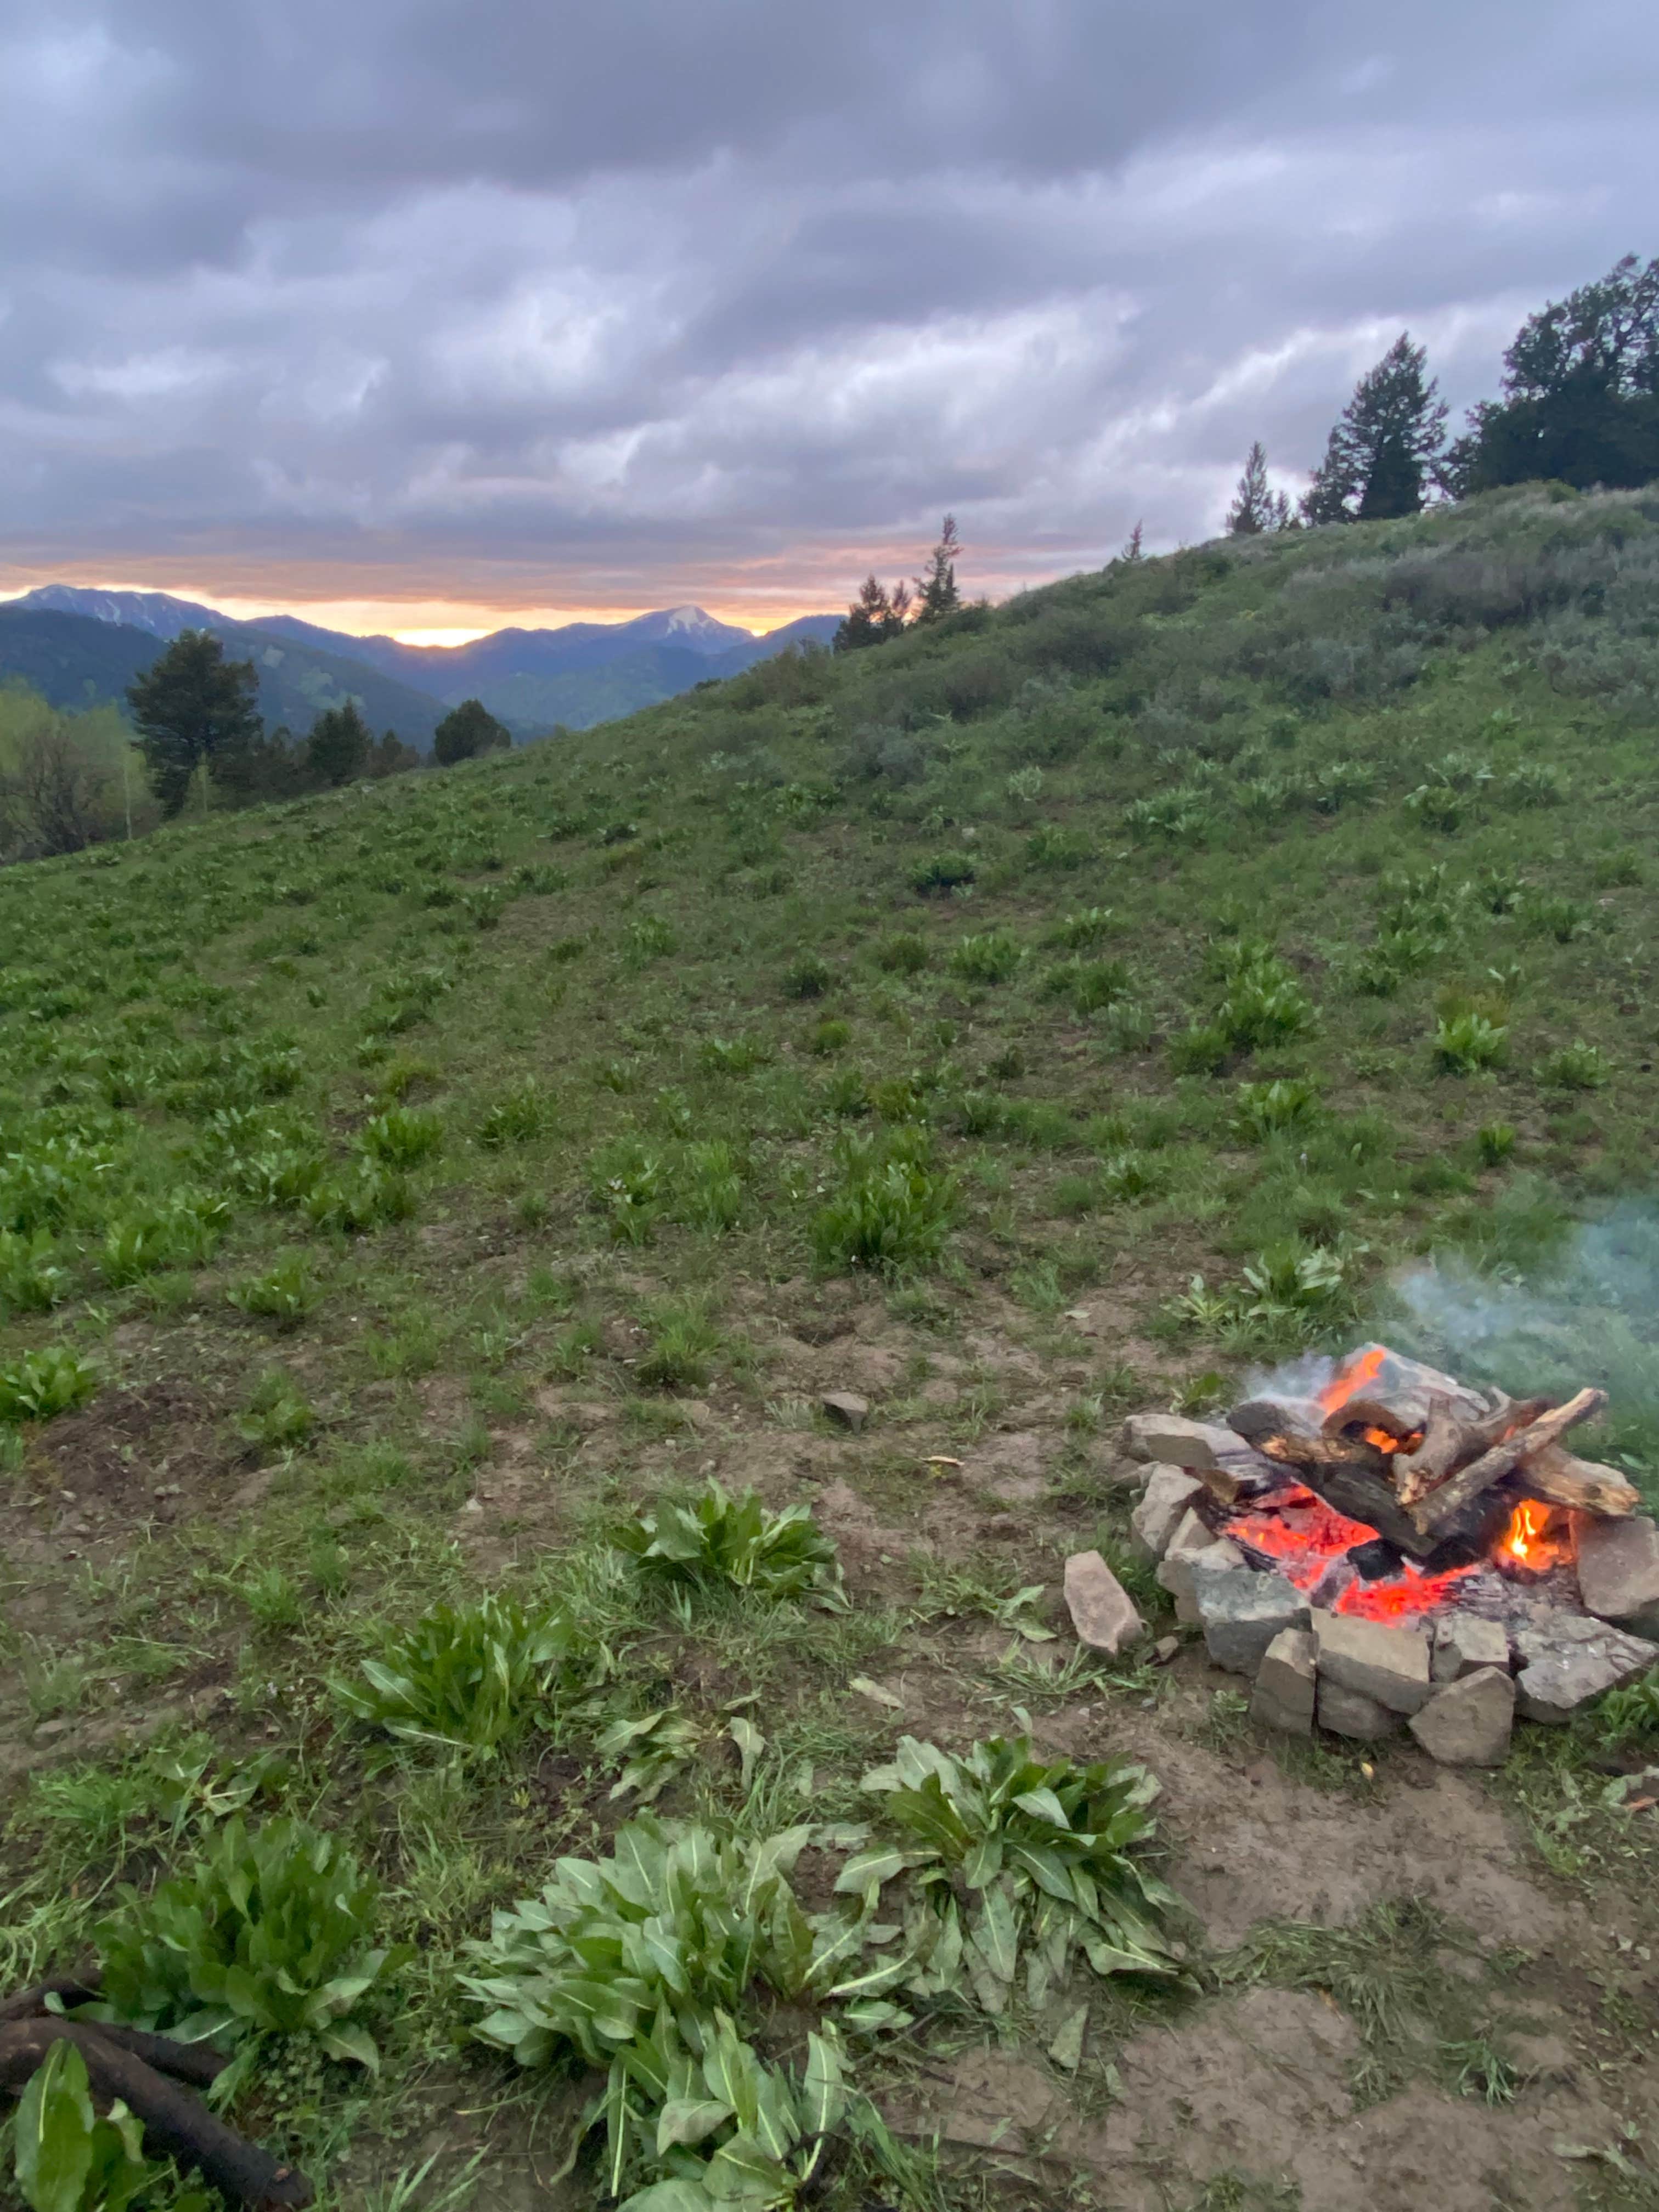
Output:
237 1369 313 1451
303 1164 414 1235
97 1816 400 2069
0 1345 99 1424
782 952 833 1000
1233 1079 1320 1141
1434 1012 1509 1074
807 1018 851 1056
590 1138 664 1245
874 932 929 974
613 1477 847 1609
335 1593 589 1761
1523 893 1596 944
478 1079 549 1149
635 1297 722 1388
461 1817 852 2209
838 1735 1178 2008
1476 1121 1518 1166
227 1253 318 1328
910 851 977 895
1048 907 1115 950
1540 1040 1609 1091
811 1133 958 1274
624 913 676 964
1597 1671 1659 1750
359 1105 443 1167
0 1228 71 1315
1503 761 1567 806
949 930 1024 985
678 1141 745 1233
1215 943 1315 1051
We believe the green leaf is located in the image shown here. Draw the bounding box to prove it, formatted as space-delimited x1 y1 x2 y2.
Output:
656 2097 735 2153
619 2184 715 2212
318 2019 381 2072
1047 2004 1088 2073
972 1882 1020 1986
15 2042 97 2212
801 2032 846 2139
729 1716 765 1790
832 1845 919 1897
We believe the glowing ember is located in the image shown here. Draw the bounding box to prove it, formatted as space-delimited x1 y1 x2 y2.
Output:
1317 1346 1387 1417
1499 1498 1573 1574
1333 1561 1479 1622
1226 1489 1481 1621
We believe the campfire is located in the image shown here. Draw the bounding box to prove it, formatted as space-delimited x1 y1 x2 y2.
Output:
1115 1345 1659 1763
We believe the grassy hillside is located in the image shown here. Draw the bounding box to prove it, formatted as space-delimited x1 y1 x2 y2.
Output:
3 484 1659 2209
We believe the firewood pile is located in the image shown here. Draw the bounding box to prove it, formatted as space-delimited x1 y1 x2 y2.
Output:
1060 1346 1659 1767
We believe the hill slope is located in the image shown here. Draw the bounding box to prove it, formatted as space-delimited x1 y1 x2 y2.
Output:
2 485 1658 2207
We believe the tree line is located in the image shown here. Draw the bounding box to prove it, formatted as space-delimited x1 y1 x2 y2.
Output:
125 634 514 818
1226 251 1659 537
832 516 964 651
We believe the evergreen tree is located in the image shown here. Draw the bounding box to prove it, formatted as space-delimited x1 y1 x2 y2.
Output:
1226 443 1294 534
1120 521 1144 563
126 631 262 816
912 515 962 624
433 698 511 766
212 724 305 806
834 575 894 652
1445 254 1659 495
369 729 420 777
304 699 373 786
1301 334 1448 524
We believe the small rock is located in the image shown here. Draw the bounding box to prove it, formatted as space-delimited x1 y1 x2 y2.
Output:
33 1717 76 1740
1121 1413 1238 1470
1513 1615 1659 1724
1313 1611 1433 1714
673 1398 715 1431
1156 1510 1244 1625
1252 1626 1318 1735
1431 1612 1511 1683
1129 1466 1206 1564
1193 1564 1310 1676
1317 1678 1401 1740
821 1391 870 1432
1409 1667 1515 1766
1063 1550 1145 1656
1152 1634 1181 1666
1576 1515 1659 1639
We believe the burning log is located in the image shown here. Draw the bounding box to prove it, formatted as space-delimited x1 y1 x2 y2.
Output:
1392 1392 1552 1508
1508 1443 1637 1520
1408 1389 1609 1539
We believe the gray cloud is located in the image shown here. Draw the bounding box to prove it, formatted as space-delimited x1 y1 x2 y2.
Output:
2 0 1656 619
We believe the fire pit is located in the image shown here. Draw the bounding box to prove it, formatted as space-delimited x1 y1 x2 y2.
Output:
1117 1346 1659 1764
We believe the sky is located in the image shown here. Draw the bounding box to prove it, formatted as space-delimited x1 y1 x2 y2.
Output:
1 1 1655 642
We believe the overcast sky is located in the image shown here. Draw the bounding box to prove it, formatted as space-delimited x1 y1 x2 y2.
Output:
1 0 1655 637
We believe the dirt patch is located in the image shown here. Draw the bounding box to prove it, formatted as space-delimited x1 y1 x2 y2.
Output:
25 1381 234 1533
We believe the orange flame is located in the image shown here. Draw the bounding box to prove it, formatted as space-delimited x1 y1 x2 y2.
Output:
1318 1346 1387 1417
1499 1499 1572 1574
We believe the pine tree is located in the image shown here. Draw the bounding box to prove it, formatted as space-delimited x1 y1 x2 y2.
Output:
126 631 262 817
912 515 962 624
833 575 893 652
1301 334 1448 524
433 698 511 766
304 699 373 786
1227 443 1281 534
1120 521 1145 563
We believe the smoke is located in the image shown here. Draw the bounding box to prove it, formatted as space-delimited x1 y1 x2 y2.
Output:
1377 1200 1659 1489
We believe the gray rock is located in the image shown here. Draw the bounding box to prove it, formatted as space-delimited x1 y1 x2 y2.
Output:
1122 1413 1239 1469
1156 1510 1244 1625
1409 1667 1515 1766
1063 1550 1144 1656
1193 1563 1310 1676
1317 1678 1402 1740
1576 1516 1659 1639
1513 1615 1659 1724
1312 1611 1433 1715
1129 1467 1206 1564
1431 1612 1511 1683
821 1391 870 1431
1251 1626 1318 1736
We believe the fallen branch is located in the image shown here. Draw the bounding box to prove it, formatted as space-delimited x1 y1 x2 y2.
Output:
0 2019 312 2209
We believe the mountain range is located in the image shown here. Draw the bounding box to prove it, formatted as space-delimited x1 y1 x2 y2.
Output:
0 586 840 745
